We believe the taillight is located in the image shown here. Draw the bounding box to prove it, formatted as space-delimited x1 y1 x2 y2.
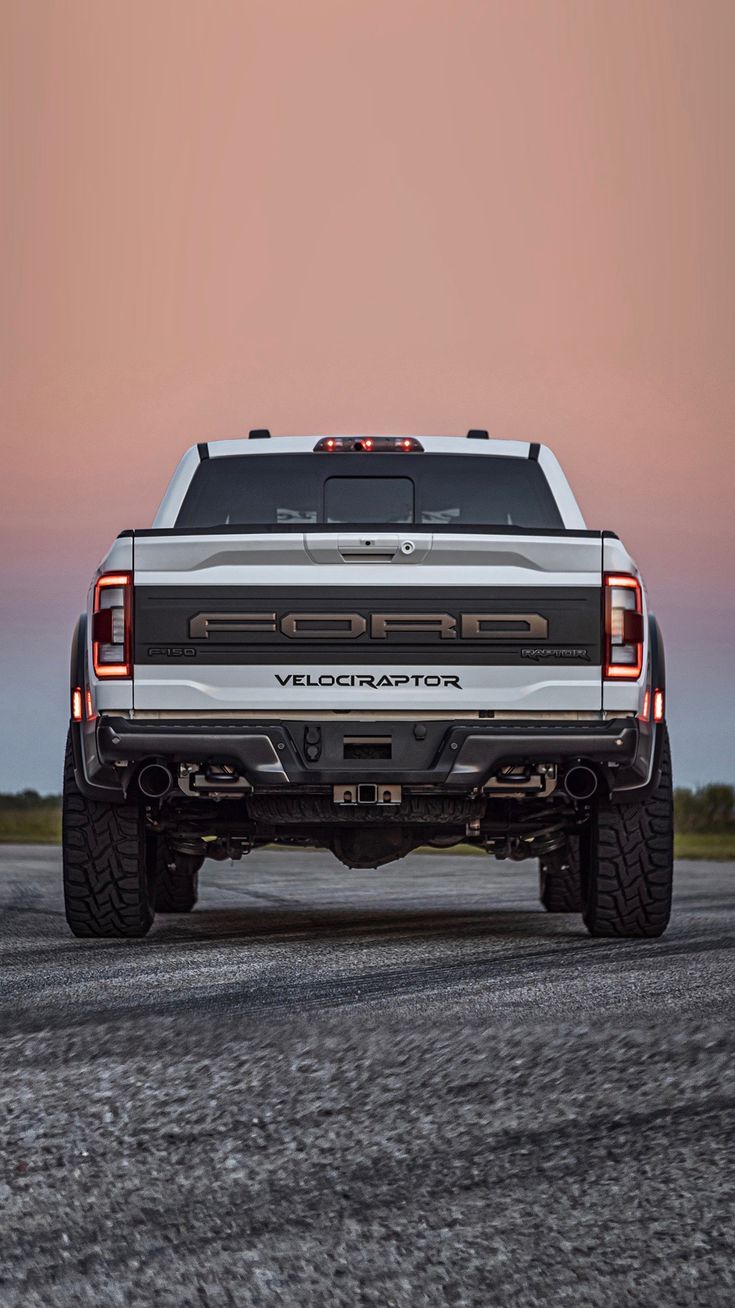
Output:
92 573 133 678
604 574 643 679
71 686 83 722
653 688 665 723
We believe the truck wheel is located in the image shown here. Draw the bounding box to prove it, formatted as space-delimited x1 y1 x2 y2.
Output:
154 852 201 913
62 733 156 938
539 836 584 912
583 728 674 939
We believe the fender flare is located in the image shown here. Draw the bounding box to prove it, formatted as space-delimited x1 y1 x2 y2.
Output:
610 612 667 803
68 614 87 784
648 612 666 700
68 613 126 802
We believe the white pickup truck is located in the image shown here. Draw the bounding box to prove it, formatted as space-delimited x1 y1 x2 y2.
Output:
64 431 672 939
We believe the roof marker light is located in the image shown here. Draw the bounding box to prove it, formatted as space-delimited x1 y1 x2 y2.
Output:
313 437 424 453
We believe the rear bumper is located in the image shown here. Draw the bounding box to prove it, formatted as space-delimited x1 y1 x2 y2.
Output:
95 715 644 792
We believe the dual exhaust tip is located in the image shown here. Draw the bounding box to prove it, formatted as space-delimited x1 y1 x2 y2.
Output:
137 762 175 799
563 764 598 800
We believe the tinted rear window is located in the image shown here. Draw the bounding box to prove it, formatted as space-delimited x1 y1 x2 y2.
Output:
175 454 563 529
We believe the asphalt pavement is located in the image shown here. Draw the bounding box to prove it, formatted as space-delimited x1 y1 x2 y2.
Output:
1 845 733 1307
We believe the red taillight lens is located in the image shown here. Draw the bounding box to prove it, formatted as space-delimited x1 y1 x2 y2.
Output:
604 574 643 679
71 686 83 722
639 689 650 722
92 573 133 678
653 688 665 723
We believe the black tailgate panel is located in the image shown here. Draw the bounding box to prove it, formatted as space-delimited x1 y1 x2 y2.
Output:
135 586 602 666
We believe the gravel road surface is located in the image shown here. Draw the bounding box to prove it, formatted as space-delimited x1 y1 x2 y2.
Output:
1 846 733 1307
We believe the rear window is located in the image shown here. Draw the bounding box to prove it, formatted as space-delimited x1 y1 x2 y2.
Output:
175 453 563 530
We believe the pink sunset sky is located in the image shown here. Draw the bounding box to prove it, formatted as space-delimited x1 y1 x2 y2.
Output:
1 0 734 790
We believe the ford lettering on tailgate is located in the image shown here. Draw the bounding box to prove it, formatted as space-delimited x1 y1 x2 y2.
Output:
189 611 549 640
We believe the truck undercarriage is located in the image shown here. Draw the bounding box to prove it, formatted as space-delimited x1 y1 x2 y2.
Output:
74 707 657 869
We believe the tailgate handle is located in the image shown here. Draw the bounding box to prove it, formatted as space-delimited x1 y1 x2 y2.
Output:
338 536 400 558
305 534 431 563
338 537 426 562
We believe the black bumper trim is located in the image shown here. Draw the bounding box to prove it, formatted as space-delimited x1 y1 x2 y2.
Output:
97 716 640 791
444 723 638 788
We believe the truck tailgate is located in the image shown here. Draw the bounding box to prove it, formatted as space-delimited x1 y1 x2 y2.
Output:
131 530 603 713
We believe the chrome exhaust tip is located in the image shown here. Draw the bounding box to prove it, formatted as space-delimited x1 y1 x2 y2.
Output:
137 762 174 799
563 765 599 801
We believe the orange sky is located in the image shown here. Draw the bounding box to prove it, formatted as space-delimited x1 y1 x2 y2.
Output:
1 0 734 788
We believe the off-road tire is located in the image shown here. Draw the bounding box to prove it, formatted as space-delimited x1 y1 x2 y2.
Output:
539 836 584 913
583 727 674 939
62 733 156 938
154 852 201 913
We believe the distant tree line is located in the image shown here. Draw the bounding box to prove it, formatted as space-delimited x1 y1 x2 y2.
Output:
1 785 734 832
674 784 735 833
0 790 61 811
